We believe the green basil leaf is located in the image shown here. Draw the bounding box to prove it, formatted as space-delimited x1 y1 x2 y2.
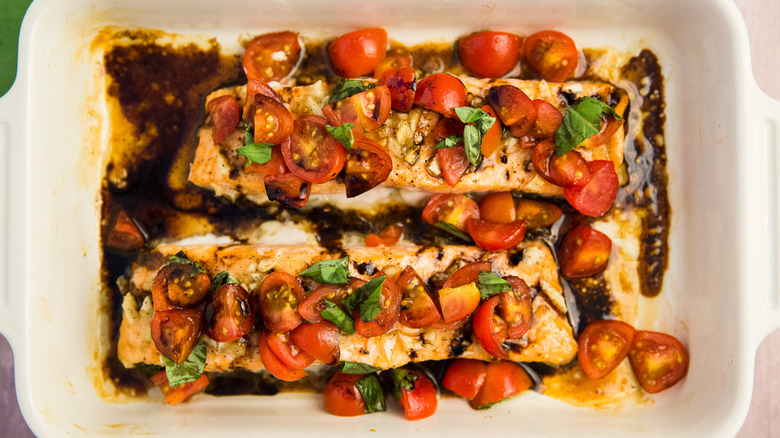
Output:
340 362 382 374
321 300 356 334
211 271 239 291
355 373 386 414
554 97 622 156
161 342 207 387
328 79 375 104
463 124 483 167
298 257 350 284
357 275 385 322
166 251 207 276
134 362 164 377
388 368 419 403
475 114 496 133
236 143 273 165
326 123 355 149
454 106 496 134
432 134 463 149
434 221 474 243
477 272 511 299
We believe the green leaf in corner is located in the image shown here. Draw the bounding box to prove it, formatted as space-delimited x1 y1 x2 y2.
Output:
432 134 463 150
340 362 381 374
434 221 474 243
477 272 511 299
355 373 386 414
463 124 483 167
554 96 623 156
342 275 386 322
298 257 350 284
166 251 207 276
161 342 207 387
328 79 376 105
326 123 356 149
237 123 274 165
321 300 356 335
134 362 164 377
211 271 239 291
454 107 496 133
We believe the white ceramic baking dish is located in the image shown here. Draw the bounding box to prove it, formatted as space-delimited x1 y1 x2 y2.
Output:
1 0 779 436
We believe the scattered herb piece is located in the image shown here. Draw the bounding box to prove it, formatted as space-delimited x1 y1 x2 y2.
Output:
298 257 350 284
355 373 386 414
432 134 464 150
342 275 386 322
388 368 419 403
328 79 375 104
161 342 207 387
477 272 511 299
326 123 356 149
340 362 382 374
554 96 623 156
321 300 356 334
211 271 239 291
165 251 207 276
434 221 474 243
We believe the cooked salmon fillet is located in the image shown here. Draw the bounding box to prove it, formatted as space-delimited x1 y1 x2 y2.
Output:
117 242 577 371
189 78 628 204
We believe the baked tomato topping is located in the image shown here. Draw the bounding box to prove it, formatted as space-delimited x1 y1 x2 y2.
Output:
257 271 306 332
563 160 619 217
282 115 345 184
531 139 592 187
364 224 403 247
106 210 145 251
628 331 689 394
421 193 480 233
479 105 503 158
470 361 533 409
258 330 308 381
243 31 302 82
414 73 467 118
247 145 287 176
397 266 442 328
515 198 563 229
344 135 393 197
466 218 527 252
150 309 203 364
579 115 623 148
203 283 255 343
394 369 438 421
354 275 402 337
479 192 516 223
458 31 522 78
152 263 211 310
473 294 510 359
443 359 487 400
322 85 392 131
263 172 311 209
266 330 316 370
373 54 413 79
578 319 636 379
558 226 612 278
437 282 481 324
531 99 563 139
523 30 579 82
379 67 416 112
500 276 533 339
487 85 537 137
290 321 340 365
323 372 367 416
328 28 388 78
252 93 294 144
151 371 210 406
206 95 241 144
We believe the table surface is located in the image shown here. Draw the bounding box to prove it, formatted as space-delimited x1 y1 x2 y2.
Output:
1 1 779 436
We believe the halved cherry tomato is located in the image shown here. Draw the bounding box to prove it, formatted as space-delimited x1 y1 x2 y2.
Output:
523 30 579 83
355 275 402 337
628 330 689 394
282 115 345 184
563 160 619 217
150 309 203 364
487 85 537 137
531 140 592 187
531 99 563 138
479 192 516 223
414 73 467 118
579 115 623 148
244 79 283 121
290 321 340 364
207 95 241 144
258 330 308 381
438 145 469 187
443 359 487 400
252 94 294 144
558 226 612 278
479 105 503 158
152 263 212 310
263 172 311 209
257 271 306 332
323 372 366 416
441 261 492 289
322 86 392 132
106 210 145 251
473 295 509 359
578 319 636 380
247 145 287 176
437 283 481 324
500 276 533 339
470 361 533 409
297 280 361 323
328 28 388 78
397 370 438 421
421 193 480 233
379 67 416 112
266 330 315 370
365 224 403 247
467 218 527 251
204 283 255 343
515 198 563 229
397 266 442 328
151 371 209 406
243 31 302 82
374 54 413 79
344 135 393 197
458 31 522 78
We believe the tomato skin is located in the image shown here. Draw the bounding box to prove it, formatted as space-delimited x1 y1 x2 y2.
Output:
523 30 579 83
628 331 689 394
467 218 527 251
345 135 393 197
151 371 210 406
247 145 288 176
290 321 340 364
563 160 619 217
437 145 470 187
487 85 537 136
441 261 492 289
252 93 294 144
374 54 413 79
322 86 392 132
379 67 417 113
479 105 503 158
421 193 480 233
531 140 592 187
257 271 306 332
473 295 509 359
365 224 403 247
328 28 388 78
515 198 563 229
263 172 311 209
398 370 438 421
244 79 283 121
579 115 623 148
397 266 442 328
266 330 315 370
152 263 212 310
243 31 302 82
459 31 522 78
282 115 346 184
207 95 241 144
559 226 612 278
437 283 481 324
323 372 367 416
578 320 636 380
531 99 563 138
355 275 402 337
298 284 347 323
258 330 308 381
203 283 255 343
443 359 487 400
414 73 468 118
470 361 533 409
500 276 533 339
479 192 516 223
106 210 145 251
150 309 203 364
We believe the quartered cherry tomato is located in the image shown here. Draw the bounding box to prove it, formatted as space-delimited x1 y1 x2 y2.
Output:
628 330 689 394
563 160 619 217
437 283 481 324
458 31 522 78
425 116 468 186
443 359 487 400
204 283 255 343
290 321 340 365
397 266 442 328
354 275 402 337
257 271 306 332
344 135 393 197
558 226 612 278
523 30 579 83
421 193 480 233
500 276 533 339
379 67 417 112
479 105 503 158
531 140 592 187
106 210 145 251
365 224 403 247
467 218 527 251
487 85 537 137
579 115 623 148
531 99 563 138
258 330 308 381
207 95 241 144
328 28 388 78
578 319 636 380
470 361 532 409
414 73 467 118
442 261 493 289
243 31 302 82
151 371 210 406
473 294 509 359
515 198 563 229
252 93 294 144
374 53 413 78
152 263 212 310
322 85 392 131
282 115 345 184
479 192 516 223
323 372 367 416
396 369 438 421
244 79 283 121
247 145 288 176
150 309 203 364
473 277 531 356
266 330 315 370
263 172 311 209
297 280 358 323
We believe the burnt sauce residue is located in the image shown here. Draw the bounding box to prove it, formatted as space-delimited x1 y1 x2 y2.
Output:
101 31 669 394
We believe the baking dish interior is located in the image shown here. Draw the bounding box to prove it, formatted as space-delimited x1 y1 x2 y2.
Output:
11 0 755 435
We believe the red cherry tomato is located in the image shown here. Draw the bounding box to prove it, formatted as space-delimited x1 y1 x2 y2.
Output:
207 95 241 144
579 116 623 148
282 115 345 184
266 330 315 370
257 271 306 332
323 372 367 416
467 218 527 251
258 330 308 381
559 226 612 278
322 86 392 132
458 31 522 78
531 140 592 187
374 54 413 79
297 280 358 323
290 321 340 365
479 192 516 223
344 135 393 197
396 266 442 328
151 371 210 406
479 105 503 158
563 160 619 217
487 85 537 137
152 263 212 310
523 30 579 83
515 198 563 229
414 73 468 118
441 261 493 289
204 283 255 343
379 67 417 112
247 145 288 176
500 276 533 339
243 31 302 82
628 330 689 394
328 28 388 78
365 224 403 247
437 283 481 324
470 361 533 409
438 145 469 187
354 275 402 337
244 79 283 121
263 172 311 209
150 309 203 364
106 210 145 251
443 359 487 400
252 93 294 144
578 319 636 380
531 99 563 138
473 294 509 359
421 193 480 233
397 370 438 421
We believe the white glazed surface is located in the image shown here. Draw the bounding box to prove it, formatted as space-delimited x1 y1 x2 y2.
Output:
1 0 780 436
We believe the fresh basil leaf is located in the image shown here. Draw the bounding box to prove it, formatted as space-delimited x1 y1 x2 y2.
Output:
166 251 207 276
463 124 483 167
342 275 385 323
554 97 622 156
211 271 239 291
161 341 207 387
355 373 386 414
236 144 273 165
454 106 496 133
321 300 356 334
243 122 254 145
134 362 164 377
328 79 375 104
434 221 474 243
299 257 350 284
326 123 355 149
475 115 496 133
432 134 463 149
477 272 511 299
340 362 381 374
388 368 419 403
